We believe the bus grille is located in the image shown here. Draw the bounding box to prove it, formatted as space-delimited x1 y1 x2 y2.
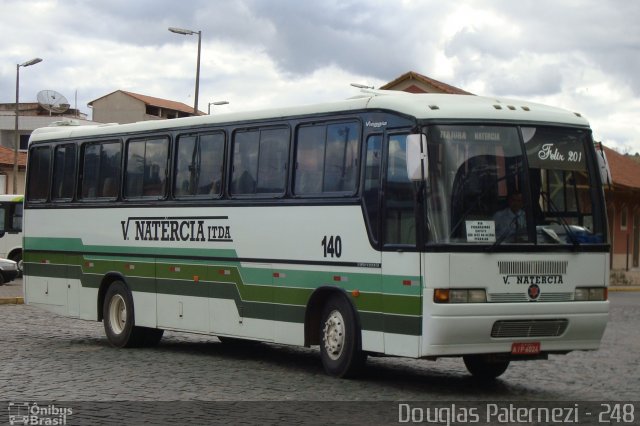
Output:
488 292 573 302
498 260 568 275
491 319 568 338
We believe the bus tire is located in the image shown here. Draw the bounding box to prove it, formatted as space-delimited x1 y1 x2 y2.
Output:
319 294 366 378
463 354 510 380
103 281 163 348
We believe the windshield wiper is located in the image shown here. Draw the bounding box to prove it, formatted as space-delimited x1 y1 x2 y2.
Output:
539 191 579 248
486 214 519 250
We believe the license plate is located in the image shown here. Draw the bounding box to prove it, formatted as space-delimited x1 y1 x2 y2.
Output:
511 342 541 355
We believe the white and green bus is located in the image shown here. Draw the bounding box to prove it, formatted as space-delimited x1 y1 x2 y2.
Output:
16 91 609 379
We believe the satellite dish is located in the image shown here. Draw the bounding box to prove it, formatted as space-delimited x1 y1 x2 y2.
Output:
37 90 70 114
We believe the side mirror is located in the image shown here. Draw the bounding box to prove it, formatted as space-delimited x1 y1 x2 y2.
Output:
595 143 612 188
406 133 428 181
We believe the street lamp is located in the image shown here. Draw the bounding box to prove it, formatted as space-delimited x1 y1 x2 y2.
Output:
169 26 202 115
208 101 229 114
14 57 43 194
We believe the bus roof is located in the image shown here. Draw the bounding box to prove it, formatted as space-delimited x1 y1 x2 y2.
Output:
0 195 23 202
29 92 590 142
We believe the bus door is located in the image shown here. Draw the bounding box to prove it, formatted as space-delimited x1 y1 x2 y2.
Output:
380 133 422 357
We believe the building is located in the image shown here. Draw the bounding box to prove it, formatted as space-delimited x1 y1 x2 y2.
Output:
1 89 202 194
379 70 473 95
0 101 87 151
0 107 96 194
0 145 26 195
602 146 640 284
88 90 204 124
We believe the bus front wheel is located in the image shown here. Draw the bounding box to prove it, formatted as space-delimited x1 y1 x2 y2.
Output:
319 294 366 378
463 354 510 380
103 281 163 348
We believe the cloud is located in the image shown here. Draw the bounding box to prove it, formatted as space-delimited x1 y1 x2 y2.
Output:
1 0 639 152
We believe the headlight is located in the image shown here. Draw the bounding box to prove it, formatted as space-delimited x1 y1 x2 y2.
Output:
449 290 469 303
575 287 607 301
468 289 487 303
434 289 486 303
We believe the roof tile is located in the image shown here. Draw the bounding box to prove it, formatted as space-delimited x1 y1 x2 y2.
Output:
603 146 640 190
0 145 26 167
380 71 473 95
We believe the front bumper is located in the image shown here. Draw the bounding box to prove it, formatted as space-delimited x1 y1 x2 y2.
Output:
421 301 609 357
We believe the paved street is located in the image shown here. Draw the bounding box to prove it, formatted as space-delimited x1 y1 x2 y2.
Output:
0 288 638 424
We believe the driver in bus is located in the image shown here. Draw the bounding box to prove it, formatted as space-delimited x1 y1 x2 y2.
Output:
493 191 525 242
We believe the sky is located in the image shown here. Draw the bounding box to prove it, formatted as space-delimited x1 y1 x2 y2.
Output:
1 0 639 153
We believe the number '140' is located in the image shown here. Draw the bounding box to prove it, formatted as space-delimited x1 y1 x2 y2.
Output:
321 235 342 258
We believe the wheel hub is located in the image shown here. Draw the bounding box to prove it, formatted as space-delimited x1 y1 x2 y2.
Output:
109 294 127 334
322 310 345 360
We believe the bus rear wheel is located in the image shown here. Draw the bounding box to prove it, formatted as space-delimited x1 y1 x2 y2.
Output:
103 281 163 348
319 294 366 378
463 354 510 380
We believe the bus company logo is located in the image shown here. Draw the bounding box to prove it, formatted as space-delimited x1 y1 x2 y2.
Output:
7 402 73 425
120 216 232 242
528 284 541 300
501 275 564 285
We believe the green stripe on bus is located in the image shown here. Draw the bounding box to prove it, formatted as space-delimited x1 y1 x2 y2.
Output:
27 258 422 317
25 261 422 334
24 237 423 332
25 237 421 295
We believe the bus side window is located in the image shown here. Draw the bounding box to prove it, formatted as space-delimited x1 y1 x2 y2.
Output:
198 133 225 196
256 128 289 194
125 137 168 199
81 142 121 200
230 130 259 195
294 121 359 196
295 125 324 195
52 144 77 201
0 203 22 233
325 123 358 193
174 132 226 198
0 206 5 233
11 204 23 231
27 146 52 202
174 135 197 196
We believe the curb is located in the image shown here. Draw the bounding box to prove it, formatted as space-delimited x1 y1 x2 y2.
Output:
0 297 24 305
609 286 640 292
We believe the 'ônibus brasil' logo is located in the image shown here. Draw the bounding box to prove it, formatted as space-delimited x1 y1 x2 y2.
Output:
120 216 232 242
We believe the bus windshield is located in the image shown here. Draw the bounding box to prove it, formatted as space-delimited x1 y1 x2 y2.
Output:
424 125 606 246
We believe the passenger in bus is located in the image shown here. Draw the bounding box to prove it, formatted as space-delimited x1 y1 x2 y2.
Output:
493 191 525 241
102 177 118 198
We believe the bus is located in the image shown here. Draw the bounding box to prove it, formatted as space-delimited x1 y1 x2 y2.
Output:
15 91 609 379
0 194 24 274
